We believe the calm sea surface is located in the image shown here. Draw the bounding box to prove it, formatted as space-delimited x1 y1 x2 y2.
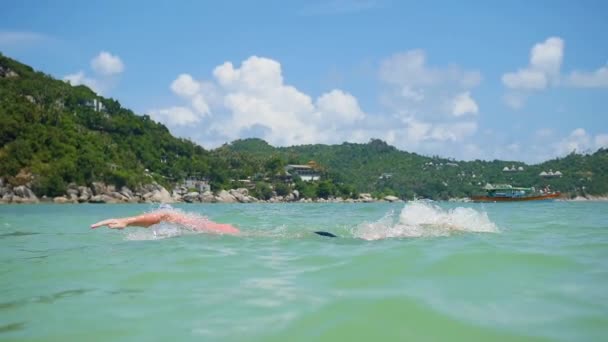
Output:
1 201 607 341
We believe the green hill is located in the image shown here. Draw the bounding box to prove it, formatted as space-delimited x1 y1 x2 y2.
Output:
1 53 606 200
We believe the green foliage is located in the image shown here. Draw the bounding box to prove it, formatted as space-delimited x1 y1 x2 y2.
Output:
1 53 607 200
253 182 273 200
273 182 290 197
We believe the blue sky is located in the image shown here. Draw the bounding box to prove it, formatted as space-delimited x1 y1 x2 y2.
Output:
1 0 607 163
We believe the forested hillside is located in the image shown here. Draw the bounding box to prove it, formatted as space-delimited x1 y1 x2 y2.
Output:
1 53 606 200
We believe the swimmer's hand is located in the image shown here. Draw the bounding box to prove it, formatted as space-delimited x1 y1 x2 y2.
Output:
91 218 128 229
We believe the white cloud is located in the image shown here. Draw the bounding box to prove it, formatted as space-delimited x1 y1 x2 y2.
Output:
148 106 201 126
452 91 478 116
429 121 477 142
91 51 124 76
566 64 608 88
530 37 564 77
153 56 367 147
0 31 46 46
502 69 547 90
63 71 101 93
502 37 564 91
316 89 365 124
379 49 481 88
378 50 481 152
64 51 125 94
595 134 608 149
400 86 424 102
554 128 593 155
171 74 201 98
502 36 608 108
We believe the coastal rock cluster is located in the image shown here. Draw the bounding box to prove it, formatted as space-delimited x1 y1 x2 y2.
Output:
0 179 405 204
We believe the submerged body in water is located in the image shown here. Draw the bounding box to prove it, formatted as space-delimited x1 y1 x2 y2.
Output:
90 201 499 241
91 208 240 235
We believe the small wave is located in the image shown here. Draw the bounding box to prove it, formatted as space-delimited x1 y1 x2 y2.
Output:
353 201 499 240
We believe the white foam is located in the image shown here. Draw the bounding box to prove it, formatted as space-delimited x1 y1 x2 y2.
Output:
124 222 193 240
354 201 499 240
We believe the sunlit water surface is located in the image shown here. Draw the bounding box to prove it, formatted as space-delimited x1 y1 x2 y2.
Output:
1 201 607 341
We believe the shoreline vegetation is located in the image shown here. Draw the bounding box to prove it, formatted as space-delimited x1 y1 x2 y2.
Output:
1 179 607 204
2 54 607 203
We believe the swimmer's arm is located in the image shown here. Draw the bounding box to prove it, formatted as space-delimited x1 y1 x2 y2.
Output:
91 211 171 229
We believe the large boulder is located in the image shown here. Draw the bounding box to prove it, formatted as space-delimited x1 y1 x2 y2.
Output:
229 189 251 203
172 186 188 197
53 196 70 204
146 187 174 203
215 190 237 203
91 182 108 195
108 192 128 202
384 195 400 202
120 186 134 199
78 186 93 202
89 194 119 204
359 193 374 203
182 192 200 203
12 185 39 203
200 191 216 203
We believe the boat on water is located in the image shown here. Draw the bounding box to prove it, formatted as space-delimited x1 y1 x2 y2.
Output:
471 184 561 202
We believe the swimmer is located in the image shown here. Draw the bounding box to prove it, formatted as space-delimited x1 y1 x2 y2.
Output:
90 209 240 235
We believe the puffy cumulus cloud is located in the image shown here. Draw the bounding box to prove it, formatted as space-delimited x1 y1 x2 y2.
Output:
452 91 478 116
316 89 365 124
530 37 564 77
63 71 101 93
64 51 124 95
502 37 564 91
566 63 608 88
213 56 283 91
148 106 201 126
152 56 366 147
171 74 201 98
503 37 608 108
91 51 125 76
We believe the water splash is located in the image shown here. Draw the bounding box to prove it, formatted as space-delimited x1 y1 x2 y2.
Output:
353 201 499 240
125 204 209 241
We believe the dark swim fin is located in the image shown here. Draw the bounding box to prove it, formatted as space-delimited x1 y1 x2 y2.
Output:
314 231 337 238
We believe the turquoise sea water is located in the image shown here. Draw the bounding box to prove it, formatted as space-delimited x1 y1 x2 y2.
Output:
1 201 607 341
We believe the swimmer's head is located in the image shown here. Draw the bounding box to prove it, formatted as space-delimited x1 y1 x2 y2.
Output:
159 203 173 210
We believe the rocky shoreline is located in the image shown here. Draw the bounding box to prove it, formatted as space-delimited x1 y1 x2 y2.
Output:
2 179 606 204
0 180 403 204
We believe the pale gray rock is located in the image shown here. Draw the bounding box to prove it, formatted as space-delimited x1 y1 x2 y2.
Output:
200 191 216 203
384 195 400 202
89 194 118 204
120 186 134 199
183 192 200 203
53 196 70 204
92 182 107 195
216 190 237 203
148 187 174 203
